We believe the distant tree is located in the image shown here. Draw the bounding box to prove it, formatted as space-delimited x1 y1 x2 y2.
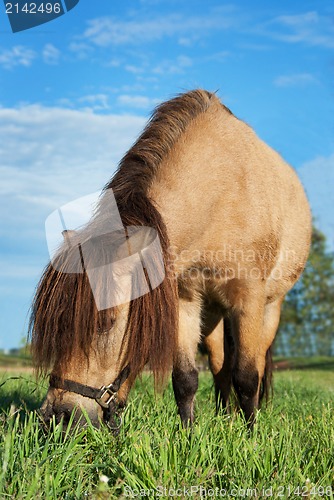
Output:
19 335 31 358
275 225 334 357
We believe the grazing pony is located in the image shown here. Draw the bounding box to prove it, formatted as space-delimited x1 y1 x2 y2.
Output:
30 90 311 429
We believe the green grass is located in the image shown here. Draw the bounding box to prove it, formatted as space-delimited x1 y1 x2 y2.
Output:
0 366 333 499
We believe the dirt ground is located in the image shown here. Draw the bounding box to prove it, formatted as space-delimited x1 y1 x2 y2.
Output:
0 366 34 373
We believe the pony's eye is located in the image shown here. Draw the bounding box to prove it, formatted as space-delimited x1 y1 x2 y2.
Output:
97 328 109 335
96 313 116 336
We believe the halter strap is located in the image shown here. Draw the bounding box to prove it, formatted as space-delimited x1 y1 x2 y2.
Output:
49 364 130 410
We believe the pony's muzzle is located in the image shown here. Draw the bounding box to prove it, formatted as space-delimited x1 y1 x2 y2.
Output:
39 389 103 430
39 403 73 427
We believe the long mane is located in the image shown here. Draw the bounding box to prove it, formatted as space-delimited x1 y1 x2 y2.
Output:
29 89 214 382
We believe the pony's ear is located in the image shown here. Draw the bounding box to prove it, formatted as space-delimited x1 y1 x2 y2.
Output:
125 226 166 292
62 229 77 240
124 226 156 255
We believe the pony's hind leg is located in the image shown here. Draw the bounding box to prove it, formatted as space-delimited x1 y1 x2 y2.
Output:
203 313 233 414
172 297 202 427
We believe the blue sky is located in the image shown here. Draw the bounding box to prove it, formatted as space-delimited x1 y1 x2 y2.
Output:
0 0 333 349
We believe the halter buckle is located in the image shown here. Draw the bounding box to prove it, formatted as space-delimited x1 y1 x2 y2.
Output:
96 385 117 409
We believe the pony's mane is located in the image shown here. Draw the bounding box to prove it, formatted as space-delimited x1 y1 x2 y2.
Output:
29 89 215 382
106 89 214 204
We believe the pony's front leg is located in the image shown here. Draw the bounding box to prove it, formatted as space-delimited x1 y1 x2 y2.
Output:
232 296 267 426
232 295 281 427
172 297 202 427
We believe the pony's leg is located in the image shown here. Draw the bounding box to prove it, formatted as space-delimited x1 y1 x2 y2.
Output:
232 297 282 426
172 297 202 427
203 316 233 414
259 298 283 402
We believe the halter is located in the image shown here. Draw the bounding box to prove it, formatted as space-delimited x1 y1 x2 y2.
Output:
49 365 130 430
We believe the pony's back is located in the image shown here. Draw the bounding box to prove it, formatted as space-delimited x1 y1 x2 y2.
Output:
149 91 311 301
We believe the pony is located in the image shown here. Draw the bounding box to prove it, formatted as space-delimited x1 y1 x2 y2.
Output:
29 90 311 429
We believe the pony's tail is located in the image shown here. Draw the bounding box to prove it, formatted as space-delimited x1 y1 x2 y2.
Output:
259 347 273 403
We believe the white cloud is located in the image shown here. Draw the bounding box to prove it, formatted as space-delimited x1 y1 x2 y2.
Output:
56 94 111 111
117 94 160 109
77 93 110 110
237 42 272 51
0 104 146 347
0 45 36 69
125 64 145 74
43 43 60 65
106 58 122 68
153 55 193 75
0 104 146 242
178 37 194 47
262 11 334 49
55 92 159 111
68 41 93 59
299 154 334 248
274 73 318 87
278 11 319 27
205 51 230 62
42 43 60 65
81 9 237 47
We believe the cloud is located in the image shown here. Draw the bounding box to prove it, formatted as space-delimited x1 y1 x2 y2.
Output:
125 64 145 75
56 94 111 111
237 42 273 52
178 37 195 47
152 55 193 75
77 93 110 110
299 154 334 248
68 41 93 59
274 73 318 87
277 11 319 27
117 94 160 109
42 43 60 65
81 9 237 47
0 103 146 347
205 51 230 63
0 45 36 69
0 104 146 245
57 92 160 112
262 11 334 49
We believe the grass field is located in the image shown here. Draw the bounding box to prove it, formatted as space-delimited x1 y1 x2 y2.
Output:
0 361 333 499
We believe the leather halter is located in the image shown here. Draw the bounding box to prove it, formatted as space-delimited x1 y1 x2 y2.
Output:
49 365 130 428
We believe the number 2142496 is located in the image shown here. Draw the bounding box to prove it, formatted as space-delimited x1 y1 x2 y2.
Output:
5 3 62 14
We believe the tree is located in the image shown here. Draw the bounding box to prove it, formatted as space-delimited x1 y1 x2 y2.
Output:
275 226 334 357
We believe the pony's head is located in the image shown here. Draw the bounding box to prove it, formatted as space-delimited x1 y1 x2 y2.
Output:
31 223 177 430
38 300 132 430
